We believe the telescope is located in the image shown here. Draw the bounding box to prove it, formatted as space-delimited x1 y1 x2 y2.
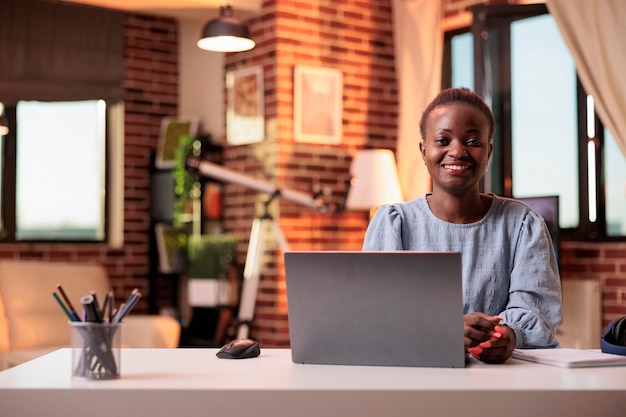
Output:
186 157 329 211
186 156 334 339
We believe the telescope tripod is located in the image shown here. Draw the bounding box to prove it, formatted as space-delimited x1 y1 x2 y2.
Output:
236 202 290 340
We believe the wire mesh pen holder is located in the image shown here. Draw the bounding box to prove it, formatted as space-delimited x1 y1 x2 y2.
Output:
70 322 121 380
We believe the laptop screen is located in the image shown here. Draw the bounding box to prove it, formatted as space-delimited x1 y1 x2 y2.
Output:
285 251 465 368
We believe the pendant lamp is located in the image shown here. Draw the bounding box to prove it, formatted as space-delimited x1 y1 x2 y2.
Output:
197 5 255 53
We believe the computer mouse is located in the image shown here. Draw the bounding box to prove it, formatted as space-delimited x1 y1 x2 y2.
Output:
216 338 261 359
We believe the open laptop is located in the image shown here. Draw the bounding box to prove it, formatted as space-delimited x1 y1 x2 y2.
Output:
284 251 465 368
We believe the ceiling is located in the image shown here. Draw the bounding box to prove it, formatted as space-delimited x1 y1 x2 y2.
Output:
60 0 261 20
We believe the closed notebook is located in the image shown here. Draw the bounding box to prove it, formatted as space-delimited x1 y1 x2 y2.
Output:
512 348 626 368
284 251 466 368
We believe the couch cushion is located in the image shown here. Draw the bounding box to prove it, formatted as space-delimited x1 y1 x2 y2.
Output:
0 345 65 370
0 260 110 350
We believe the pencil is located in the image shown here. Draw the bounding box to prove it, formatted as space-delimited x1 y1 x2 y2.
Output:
56 284 81 321
52 292 77 322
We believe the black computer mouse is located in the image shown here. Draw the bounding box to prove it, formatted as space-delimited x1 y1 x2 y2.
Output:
216 338 261 359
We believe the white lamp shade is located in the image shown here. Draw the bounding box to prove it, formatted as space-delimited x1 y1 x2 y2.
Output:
346 149 404 210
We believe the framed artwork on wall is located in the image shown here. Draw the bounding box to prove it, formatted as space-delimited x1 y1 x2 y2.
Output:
155 116 199 168
154 223 188 274
226 65 265 145
293 65 343 144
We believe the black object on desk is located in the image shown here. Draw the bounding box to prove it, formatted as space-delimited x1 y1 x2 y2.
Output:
216 339 260 359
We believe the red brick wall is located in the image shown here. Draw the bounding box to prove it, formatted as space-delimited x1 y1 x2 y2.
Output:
561 242 626 326
0 13 178 315
222 0 397 345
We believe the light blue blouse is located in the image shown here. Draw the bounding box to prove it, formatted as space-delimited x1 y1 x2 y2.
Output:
362 194 562 349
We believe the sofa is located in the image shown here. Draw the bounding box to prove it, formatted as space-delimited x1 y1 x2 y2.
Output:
0 260 181 370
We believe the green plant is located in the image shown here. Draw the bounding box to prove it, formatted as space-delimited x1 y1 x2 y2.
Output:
172 134 200 227
187 234 239 279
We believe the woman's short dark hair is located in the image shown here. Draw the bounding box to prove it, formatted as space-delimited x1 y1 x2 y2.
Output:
419 88 495 141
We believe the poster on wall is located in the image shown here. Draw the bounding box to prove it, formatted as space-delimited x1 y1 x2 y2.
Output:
155 116 199 168
226 66 265 145
293 65 343 144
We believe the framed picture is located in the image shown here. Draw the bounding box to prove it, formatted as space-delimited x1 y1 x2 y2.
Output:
226 66 264 145
154 223 188 274
155 116 199 168
293 65 343 144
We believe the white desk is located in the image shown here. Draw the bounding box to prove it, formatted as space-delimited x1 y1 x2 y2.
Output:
0 348 625 417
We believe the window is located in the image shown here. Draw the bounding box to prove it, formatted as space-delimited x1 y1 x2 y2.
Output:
445 4 625 240
604 127 626 237
509 14 579 229
0 0 126 245
1 100 115 242
445 31 474 91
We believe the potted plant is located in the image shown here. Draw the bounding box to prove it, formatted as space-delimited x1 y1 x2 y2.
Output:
186 234 239 308
172 134 240 307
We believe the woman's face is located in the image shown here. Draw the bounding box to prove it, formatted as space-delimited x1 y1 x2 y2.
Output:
420 103 493 196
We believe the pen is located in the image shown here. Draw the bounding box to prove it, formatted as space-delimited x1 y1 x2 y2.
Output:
81 294 103 323
114 289 142 322
101 291 110 320
91 291 101 318
108 289 114 323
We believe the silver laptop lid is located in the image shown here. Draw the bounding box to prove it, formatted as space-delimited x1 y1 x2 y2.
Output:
285 251 465 368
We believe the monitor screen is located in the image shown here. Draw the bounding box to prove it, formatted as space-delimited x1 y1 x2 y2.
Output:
517 195 560 263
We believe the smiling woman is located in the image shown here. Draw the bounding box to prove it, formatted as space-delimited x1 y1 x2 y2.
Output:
362 88 562 365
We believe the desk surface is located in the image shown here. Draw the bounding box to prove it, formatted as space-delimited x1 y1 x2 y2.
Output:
1 348 625 417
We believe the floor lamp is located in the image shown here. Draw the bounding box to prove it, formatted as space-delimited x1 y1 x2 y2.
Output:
187 158 327 340
345 149 404 218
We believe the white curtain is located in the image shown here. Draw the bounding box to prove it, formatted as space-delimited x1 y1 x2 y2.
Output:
392 0 443 201
546 0 626 157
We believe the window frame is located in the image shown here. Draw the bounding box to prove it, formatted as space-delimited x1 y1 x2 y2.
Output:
0 101 113 243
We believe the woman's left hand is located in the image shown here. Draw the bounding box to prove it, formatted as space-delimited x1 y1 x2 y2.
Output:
467 324 516 364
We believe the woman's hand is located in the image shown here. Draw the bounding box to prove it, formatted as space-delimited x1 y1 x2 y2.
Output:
464 312 515 363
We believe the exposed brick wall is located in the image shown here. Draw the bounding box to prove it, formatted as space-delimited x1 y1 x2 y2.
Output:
561 241 626 329
0 13 178 315
222 0 396 346
123 14 179 313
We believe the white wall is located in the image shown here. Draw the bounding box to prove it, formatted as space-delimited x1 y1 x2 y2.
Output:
178 18 225 141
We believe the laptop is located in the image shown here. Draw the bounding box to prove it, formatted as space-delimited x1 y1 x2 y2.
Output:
284 251 465 368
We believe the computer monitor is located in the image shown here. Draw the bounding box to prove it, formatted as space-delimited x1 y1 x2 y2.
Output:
517 195 560 263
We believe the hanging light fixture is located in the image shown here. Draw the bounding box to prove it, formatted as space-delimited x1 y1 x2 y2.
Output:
197 4 255 53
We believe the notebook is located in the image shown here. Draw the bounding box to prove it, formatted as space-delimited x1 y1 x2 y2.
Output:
512 348 626 368
284 251 465 368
